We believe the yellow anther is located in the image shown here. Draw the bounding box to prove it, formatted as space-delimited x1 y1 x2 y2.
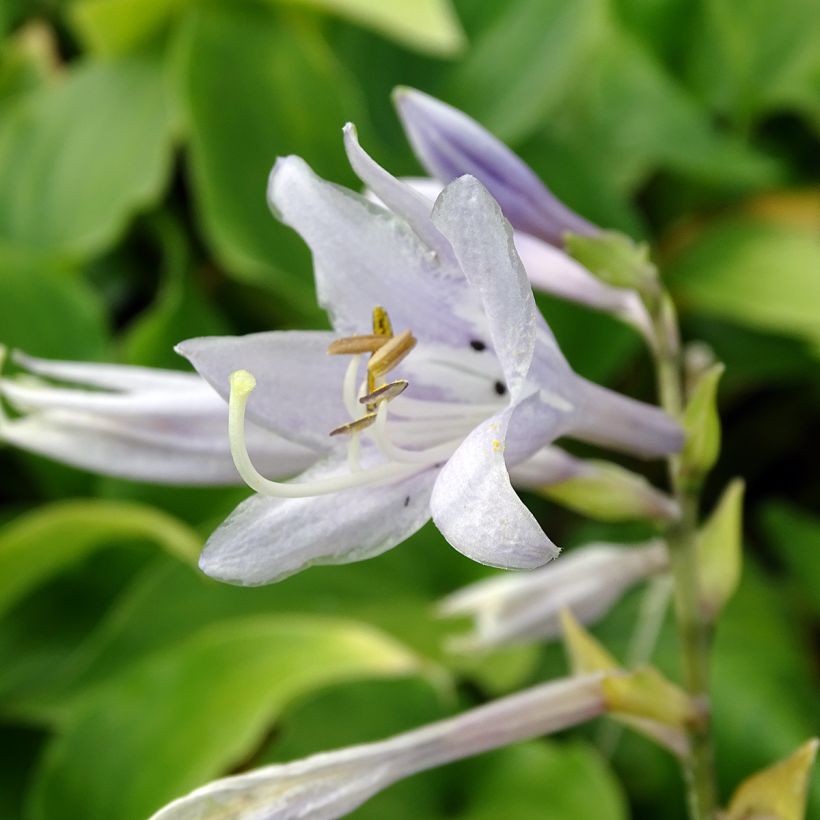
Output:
367 329 416 380
329 412 378 437
359 379 408 406
372 306 393 338
327 335 390 355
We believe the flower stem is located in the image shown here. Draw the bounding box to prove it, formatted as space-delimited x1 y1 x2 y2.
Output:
650 293 718 820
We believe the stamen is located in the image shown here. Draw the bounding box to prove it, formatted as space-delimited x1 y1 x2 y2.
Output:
373 400 461 465
359 379 408 405
327 335 389 355
372 305 393 337
228 369 421 498
347 430 362 472
368 329 416 381
342 355 362 418
329 413 377 437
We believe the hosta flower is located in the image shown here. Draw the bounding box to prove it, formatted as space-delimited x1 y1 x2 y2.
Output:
177 135 682 585
439 540 669 651
150 674 606 820
0 349 315 484
392 88 652 339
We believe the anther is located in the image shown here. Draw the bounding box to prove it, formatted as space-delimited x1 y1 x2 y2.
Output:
327 335 389 355
329 412 377 437
367 330 416 380
372 306 393 337
359 379 408 406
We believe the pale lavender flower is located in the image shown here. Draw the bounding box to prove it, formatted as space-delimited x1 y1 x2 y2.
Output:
391 89 652 339
150 674 606 820
439 540 669 651
0 350 316 484
176 138 681 586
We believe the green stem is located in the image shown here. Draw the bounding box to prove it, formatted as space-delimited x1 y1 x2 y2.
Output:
650 293 718 820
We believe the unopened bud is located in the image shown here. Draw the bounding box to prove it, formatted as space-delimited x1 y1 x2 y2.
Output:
680 362 724 486
698 480 744 620
726 738 819 820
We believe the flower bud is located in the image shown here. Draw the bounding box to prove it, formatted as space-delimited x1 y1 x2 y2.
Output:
680 362 724 485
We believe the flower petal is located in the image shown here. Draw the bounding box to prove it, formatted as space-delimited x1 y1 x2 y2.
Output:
150 674 605 820
568 378 684 459
176 331 347 449
267 156 478 346
199 459 437 585
513 233 653 341
507 445 587 487
394 87 597 246
431 400 560 569
1 410 315 485
431 175 536 395
342 123 455 264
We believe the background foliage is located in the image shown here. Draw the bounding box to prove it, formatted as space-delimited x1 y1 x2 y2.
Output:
1 0 819 817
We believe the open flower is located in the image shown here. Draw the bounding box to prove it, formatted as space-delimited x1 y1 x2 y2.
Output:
0 349 315 484
439 540 669 651
392 88 652 339
176 134 682 586
150 674 606 820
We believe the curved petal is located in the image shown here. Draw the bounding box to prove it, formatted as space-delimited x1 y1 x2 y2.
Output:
1 410 316 485
11 350 202 393
430 401 560 569
267 156 478 346
176 331 346 449
568 377 684 460
394 87 597 246
513 233 653 341
199 459 438 585
342 123 455 265
431 175 536 396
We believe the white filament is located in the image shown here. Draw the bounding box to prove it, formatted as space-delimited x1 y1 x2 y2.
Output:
373 401 461 464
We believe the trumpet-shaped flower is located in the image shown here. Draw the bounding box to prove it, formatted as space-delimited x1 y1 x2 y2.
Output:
439 540 669 651
176 137 681 586
150 674 607 820
392 88 652 339
0 350 316 484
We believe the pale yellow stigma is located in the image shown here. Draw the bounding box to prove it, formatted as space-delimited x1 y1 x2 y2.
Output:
230 369 256 398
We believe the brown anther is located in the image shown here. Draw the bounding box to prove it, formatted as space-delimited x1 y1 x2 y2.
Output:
372 305 393 338
327 335 389 355
367 329 416 379
359 379 408 406
329 413 378 437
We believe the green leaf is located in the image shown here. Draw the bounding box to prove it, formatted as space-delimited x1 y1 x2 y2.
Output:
70 0 191 56
462 741 627 820
0 256 107 359
178 1 364 320
667 219 820 352
443 0 606 144
27 615 427 820
761 502 820 616
119 213 229 369
685 0 820 127
0 50 176 260
272 0 465 56
0 500 199 618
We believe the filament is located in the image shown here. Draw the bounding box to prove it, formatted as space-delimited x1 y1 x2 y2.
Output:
373 401 461 464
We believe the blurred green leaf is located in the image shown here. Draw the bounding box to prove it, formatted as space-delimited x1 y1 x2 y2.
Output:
686 0 820 127
553 29 780 194
0 50 176 260
0 500 199 619
667 219 820 351
0 258 107 358
119 213 229 368
27 614 427 820
272 0 466 56
71 0 190 56
444 0 606 144
178 1 364 320
462 741 627 820
761 502 820 616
